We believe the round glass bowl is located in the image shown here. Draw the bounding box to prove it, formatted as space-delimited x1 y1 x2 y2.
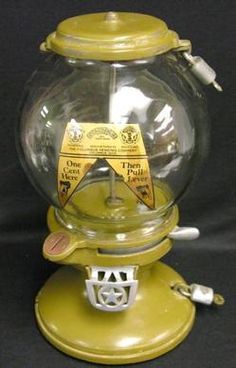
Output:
18 53 209 235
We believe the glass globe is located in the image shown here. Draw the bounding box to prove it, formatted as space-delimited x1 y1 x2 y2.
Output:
17 52 209 238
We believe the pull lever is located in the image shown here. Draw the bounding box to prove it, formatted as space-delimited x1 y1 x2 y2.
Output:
168 226 200 241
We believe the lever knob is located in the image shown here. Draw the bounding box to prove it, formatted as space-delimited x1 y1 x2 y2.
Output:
168 226 200 240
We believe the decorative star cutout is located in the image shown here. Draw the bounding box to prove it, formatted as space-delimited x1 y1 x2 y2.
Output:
100 287 124 306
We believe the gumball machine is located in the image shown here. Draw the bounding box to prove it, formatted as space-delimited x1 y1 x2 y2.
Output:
17 12 224 365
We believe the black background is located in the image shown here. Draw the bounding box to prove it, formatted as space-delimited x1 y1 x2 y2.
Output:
0 1 235 367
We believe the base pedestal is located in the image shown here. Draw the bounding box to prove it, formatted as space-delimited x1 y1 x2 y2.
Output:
35 262 195 365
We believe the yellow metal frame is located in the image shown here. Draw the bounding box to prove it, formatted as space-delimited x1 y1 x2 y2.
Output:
35 206 195 364
35 263 195 365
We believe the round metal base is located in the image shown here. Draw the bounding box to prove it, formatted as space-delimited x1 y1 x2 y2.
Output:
35 262 195 365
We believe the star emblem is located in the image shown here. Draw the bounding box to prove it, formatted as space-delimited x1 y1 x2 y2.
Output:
98 286 127 307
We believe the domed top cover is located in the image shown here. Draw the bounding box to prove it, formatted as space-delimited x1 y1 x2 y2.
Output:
41 12 189 60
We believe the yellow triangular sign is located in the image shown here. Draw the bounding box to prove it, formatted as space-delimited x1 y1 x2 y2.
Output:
107 158 155 209
58 156 96 206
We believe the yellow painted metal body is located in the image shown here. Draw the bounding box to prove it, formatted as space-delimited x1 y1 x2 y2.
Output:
35 263 195 365
35 205 195 364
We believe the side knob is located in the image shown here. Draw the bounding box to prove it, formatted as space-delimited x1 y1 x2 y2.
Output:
168 226 200 241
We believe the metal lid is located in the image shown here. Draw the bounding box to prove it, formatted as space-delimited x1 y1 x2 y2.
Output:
40 12 188 60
